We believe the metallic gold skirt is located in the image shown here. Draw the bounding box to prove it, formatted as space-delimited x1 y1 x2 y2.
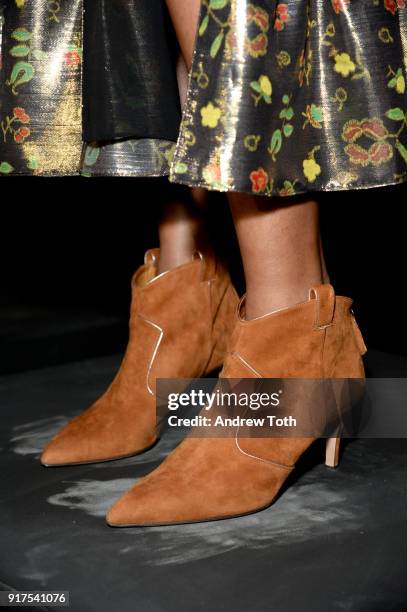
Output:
0 0 83 176
1 0 407 197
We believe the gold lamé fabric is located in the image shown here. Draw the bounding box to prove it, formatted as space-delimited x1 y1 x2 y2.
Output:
0 0 180 178
0 0 83 176
171 0 407 195
1 0 407 197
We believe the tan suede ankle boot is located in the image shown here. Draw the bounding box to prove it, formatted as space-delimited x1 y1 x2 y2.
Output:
41 248 238 466
106 284 367 526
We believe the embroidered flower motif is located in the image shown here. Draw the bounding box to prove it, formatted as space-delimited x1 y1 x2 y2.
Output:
384 0 405 15
342 118 388 142
342 118 394 166
247 5 269 31
279 180 297 196
259 75 272 97
226 4 269 58
246 33 268 58
274 4 289 31
202 153 229 191
65 51 81 66
331 0 351 14
13 107 30 124
200 102 222 128
396 74 406 94
388 67 406 94
303 158 321 182
244 134 262 151
250 167 269 192
344 142 393 165
14 126 30 143
250 75 272 105
302 104 324 129
276 50 291 68
334 53 356 77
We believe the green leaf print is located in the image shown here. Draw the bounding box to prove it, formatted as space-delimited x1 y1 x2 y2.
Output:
0 162 14 174
32 49 47 61
210 32 224 58
27 158 38 171
385 108 405 121
250 81 262 94
209 0 228 9
174 162 188 174
6 61 35 94
199 15 210 36
11 28 32 42
84 146 101 167
10 45 30 57
268 129 282 161
280 107 294 120
395 140 407 164
311 104 323 123
283 124 294 137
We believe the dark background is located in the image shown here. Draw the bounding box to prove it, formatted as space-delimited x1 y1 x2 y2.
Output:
1 178 405 375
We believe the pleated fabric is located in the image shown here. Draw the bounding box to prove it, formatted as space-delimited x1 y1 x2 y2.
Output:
1 0 407 197
170 0 407 195
81 0 181 178
0 0 83 176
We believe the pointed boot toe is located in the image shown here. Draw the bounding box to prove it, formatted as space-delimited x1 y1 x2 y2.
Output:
41 391 158 467
106 494 137 527
106 476 189 527
106 482 197 527
40 414 90 466
41 437 73 467
105 438 293 526
40 420 92 466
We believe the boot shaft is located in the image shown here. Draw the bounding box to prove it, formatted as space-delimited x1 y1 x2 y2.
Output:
221 284 366 379
127 248 238 381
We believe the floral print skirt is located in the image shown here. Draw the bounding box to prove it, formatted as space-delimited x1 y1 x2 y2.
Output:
0 0 83 176
1 0 407 198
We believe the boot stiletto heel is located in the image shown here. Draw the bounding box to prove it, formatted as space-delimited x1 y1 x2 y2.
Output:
325 435 341 468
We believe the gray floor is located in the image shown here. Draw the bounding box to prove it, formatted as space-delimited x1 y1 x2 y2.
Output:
1 352 407 612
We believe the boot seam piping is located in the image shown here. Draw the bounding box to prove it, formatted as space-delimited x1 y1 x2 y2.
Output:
315 323 333 331
234 433 293 470
138 314 164 396
233 352 264 377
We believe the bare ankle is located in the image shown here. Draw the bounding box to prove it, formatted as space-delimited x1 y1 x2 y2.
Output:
244 279 323 320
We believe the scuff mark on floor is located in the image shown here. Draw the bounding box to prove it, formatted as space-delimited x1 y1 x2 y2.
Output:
10 417 70 456
47 479 138 517
44 473 363 566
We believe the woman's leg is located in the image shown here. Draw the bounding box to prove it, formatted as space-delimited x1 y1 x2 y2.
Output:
165 0 202 69
165 0 329 310
158 2 205 274
158 57 209 274
158 187 209 273
229 194 325 319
